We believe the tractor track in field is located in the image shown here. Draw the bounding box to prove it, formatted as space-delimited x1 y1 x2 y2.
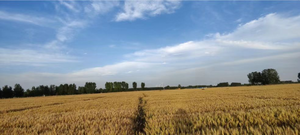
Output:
132 94 148 134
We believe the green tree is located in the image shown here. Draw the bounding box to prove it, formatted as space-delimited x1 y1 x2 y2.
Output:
24 89 31 97
32 86 43 96
125 83 129 91
247 72 254 84
261 68 280 85
133 82 137 90
121 81 126 91
44 85 50 96
57 84 64 95
0 88 2 98
141 82 145 90
35 85 45 96
105 82 113 92
85 82 96 93
31 86 36 96
247 71 262 85
217 82 229 87
63 84 69 95
105 82 110 92
231 82 242 86
2 85 13 98
113 82 122 91
14 84 24 97
298 72 300 82
178 84 181 89
113 82 118 91
78 86 86 94
67 84 76 95
49 85 56 95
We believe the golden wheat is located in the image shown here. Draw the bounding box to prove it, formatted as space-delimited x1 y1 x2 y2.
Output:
0 84 299 134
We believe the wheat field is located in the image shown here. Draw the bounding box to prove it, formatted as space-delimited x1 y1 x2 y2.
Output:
0 84 300 134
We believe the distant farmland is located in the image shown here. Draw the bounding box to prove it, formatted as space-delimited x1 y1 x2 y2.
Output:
0 84 300 134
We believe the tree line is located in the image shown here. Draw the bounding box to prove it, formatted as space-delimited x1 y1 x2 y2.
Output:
0 82 99 98
0 69 298 99
0 81 147 99
247 68 281 85
104 82 146 92
105 82 129 92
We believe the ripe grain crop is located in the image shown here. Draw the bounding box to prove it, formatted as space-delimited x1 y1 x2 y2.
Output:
0 84 300 134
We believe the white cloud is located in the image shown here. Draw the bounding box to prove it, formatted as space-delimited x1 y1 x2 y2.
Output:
109 44 116 48
1 52 299 89
122 13 300 64
59 0 80 13
49 0 118 51
44 40 66 50
0 61 159 88
219 13 300 42
127 41 220 62
0 11 55 27
70 61 156 77
236 18 242 23
215 40 296 50
56 20 86 42
86 1 120 15
39 20 87 52
126 71 133 74
0 48 77 66
115 0 181 21
109 13 300 85
0 0 117 69
218 52 300 66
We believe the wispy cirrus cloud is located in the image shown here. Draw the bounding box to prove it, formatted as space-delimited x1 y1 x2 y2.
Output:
56 20 86 42
47 0 119 50
85 0 120 15
55 0 119 16
69 61 156 77
115 0 181 21
59 0 80 13
40 19 87 50
125 13 300 65
0 10 56 27
0 0 121 67
218 13 300 42
0 8 82 66
127 41 220 63
0 47 77 66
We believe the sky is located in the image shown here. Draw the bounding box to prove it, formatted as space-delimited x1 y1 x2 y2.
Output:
0 0 300 89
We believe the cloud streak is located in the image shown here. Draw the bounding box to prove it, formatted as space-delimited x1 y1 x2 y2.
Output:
0 47 77 66
115 0 181 21
123 13 300 65
218 13 300 42
0 11 56 27
47 0 120 50
85 0 120 15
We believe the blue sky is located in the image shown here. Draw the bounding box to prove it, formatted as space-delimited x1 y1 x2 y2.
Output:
0 1 300 89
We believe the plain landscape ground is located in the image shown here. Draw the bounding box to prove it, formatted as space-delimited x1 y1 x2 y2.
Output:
0 84 300 134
